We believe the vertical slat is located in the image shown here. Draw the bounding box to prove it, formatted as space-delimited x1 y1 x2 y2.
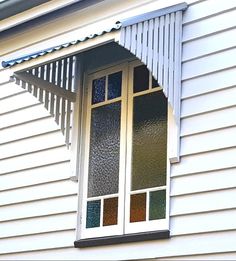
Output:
120 27 125 46
55 95 61 124
173 11 182 120
124 25 131 50
130 24 137 54
168 12 175 108
57 60 62 87
21 80 26 89
27 69 33 93
60 58 68 133
61 97 66 134
65 58 71 141
163 14 170 96
39 66 44 102
45 63 50 109
141 20 148 64
158 16 164 86
15 77 20 85
152 17 159 80
72 56 77 92
55 60 62 124
65 100 71 146
147 19 154 71
67 56 73 92
62 58 67 89
50 61 56 115
136 22 143 59
33 67 38 98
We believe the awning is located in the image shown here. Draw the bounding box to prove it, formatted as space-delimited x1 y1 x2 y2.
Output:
3 2 188 162
2 23 121 68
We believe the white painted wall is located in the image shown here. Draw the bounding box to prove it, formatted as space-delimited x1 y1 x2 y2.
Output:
0 0 236 259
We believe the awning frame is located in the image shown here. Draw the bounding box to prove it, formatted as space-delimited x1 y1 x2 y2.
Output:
2 2 188 163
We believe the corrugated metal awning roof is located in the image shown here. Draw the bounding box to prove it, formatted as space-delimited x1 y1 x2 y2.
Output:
2 22 121 68
2 2 187 69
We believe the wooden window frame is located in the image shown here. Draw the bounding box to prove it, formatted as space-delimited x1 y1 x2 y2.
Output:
75 60 172 246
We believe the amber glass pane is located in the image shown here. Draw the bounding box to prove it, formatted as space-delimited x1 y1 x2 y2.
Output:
92 76 105 104
149 190 166 220
133 65 149 93
103 197 118 226
130 193 146 223
132 91 167 190
86 200 101 228
88 102 121 197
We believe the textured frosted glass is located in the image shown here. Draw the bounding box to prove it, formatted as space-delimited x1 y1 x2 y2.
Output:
92 76 105 104
88 102 121 197
132 91 167 190
149 190 166 220
86 200 101 228
130 193 146 222
108 71 122 100
133 65 149 93
103 197 118 226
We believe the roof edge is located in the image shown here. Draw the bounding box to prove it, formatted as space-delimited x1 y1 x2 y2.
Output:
120 2 188 27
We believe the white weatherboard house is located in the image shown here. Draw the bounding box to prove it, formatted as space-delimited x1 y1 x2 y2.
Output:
0 0 236 259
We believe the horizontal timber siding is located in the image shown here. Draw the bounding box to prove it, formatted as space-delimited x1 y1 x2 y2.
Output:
0 81 77 257
0 0 236 259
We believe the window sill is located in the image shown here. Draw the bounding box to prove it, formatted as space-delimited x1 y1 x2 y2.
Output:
74 230 170 248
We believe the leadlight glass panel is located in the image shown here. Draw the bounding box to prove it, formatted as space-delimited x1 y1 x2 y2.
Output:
131 91 167 191
108 71 122 100
88 102 121 197
103 197 118 226
149 190 166 220
133 65 149 93
86 200 101 228
92 76 105 104
130 193 146 223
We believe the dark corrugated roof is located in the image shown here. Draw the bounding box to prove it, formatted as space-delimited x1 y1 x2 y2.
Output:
0 0 50 20
2 23 121 68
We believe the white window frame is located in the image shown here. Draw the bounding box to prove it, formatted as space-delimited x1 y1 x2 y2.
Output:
77 59 171 241
80 63 128 239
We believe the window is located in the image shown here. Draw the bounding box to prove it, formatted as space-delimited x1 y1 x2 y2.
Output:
78 61 169 243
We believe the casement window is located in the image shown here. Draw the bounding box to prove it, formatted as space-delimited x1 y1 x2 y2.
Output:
77 60 170 245
1 1 186 248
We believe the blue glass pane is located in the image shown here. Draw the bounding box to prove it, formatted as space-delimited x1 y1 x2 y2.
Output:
108 71 122 100
92 76 105 104
86 200 101 228
149 190 166 220
88 102 121 197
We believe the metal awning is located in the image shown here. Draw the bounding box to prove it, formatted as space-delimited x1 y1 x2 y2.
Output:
3 2 188 162
2 23 121 68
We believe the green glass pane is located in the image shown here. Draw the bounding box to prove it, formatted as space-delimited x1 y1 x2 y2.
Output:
130 193 146 223
133 65 149 93
132 91 167 190
103 197 118 226
88 102 121 197
149 190 166 220
86 200 101 228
